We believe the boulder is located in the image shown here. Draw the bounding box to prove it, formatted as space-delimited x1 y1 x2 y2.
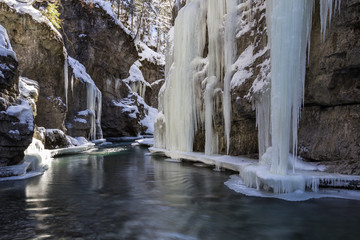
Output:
45 129 71 149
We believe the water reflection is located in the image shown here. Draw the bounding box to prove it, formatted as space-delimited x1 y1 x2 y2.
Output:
0 145 359 239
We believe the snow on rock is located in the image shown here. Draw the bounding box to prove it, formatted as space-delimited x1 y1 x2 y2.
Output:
18 76 39 116
0 0 62 39
136 41 165 66
45 129 71 149
112 98 139 119
6 99 34 131
113 89 158 135
0 25 16 60
122 61 150 99
67 136 89 147
83 0 131 35
230 45 254 88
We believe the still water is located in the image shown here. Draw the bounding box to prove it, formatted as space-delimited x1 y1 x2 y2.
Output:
1 144 360 240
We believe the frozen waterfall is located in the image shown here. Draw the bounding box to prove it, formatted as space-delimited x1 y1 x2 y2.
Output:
154 0 238 154
153 0 344 193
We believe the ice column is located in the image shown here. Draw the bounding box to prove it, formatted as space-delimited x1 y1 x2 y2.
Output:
267 0 314 174
162 0 207 152
223 0 239 154
87 84 103 140
266 0 341 174
64 49 69 106
204 0 226 155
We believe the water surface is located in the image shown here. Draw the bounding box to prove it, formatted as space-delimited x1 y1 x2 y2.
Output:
1 144 359 239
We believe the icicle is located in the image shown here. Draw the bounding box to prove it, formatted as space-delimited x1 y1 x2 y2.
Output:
203 0 226 155
320 0 342 41
64 49 69 106
256 90 271 159
161 0 208 152
223 0 238 155
71 75 74 95
86 83 103 140
204 76 218 155
267 0 314 174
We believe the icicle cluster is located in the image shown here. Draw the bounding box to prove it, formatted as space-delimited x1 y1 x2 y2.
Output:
154 0 241 154
158 0 207 152
257 0 342 175
68 56 103 141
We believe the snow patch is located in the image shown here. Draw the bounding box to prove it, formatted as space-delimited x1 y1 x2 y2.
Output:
83 0 131 35
136 41 165 66
6 100 34 131
0 24 16 60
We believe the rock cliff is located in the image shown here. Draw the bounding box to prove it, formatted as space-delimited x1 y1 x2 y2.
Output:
0 24 33 166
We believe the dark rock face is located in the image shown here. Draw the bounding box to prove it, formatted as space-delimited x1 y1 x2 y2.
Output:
0 2 67 131
65 73 91 138
59 0 142 137
0 25 33 166
298 0 360 173
145 79 164 109
45 129 71 149
138 59 165 85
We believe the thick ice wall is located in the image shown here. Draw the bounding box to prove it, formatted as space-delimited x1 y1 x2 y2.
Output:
266 0 314 174
161 0 208 152
263 0 343 175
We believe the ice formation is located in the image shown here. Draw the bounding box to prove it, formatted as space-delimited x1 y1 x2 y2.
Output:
68 56 103 140
122 61 150 100
256 0 342 176
154 0 239 154
153 0 351 194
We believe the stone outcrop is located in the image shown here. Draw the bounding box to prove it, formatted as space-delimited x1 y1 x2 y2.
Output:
0 25 33 166
0 1 67 131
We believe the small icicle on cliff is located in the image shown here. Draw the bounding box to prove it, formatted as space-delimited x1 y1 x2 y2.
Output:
152 0 356 195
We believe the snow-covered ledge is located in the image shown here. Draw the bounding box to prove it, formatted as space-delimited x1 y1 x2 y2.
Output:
149 147 360 201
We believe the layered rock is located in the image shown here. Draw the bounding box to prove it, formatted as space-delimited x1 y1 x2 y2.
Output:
298 0 360 173
0 25 33 166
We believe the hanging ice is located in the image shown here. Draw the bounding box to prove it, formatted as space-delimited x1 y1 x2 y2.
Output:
263 0 342 175
158 0 208 152
68 56 103 140
154 0 238 154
